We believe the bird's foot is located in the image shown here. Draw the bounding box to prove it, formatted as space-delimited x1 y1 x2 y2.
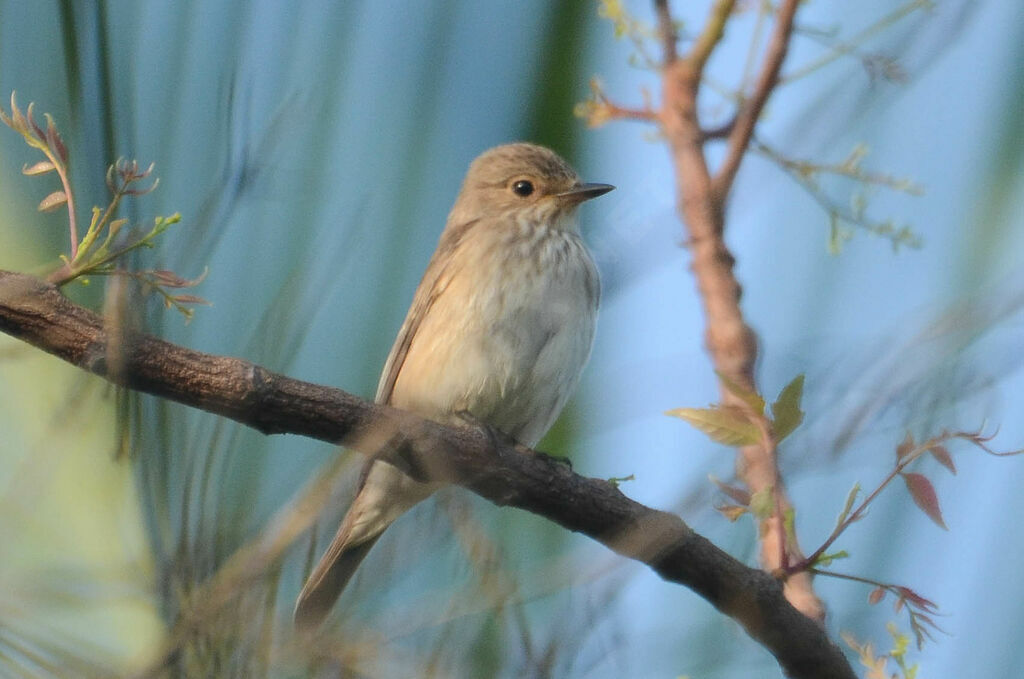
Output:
453 410 518 451
531 450 573 470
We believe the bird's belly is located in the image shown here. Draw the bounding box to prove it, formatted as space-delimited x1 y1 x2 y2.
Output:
390 251 596 448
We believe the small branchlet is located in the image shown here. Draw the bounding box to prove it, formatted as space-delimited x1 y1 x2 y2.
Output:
108 268 210 322
598 0 681 71
794 428 1022 647
575 78 659 129
800 428 1019 573
753 138 924 252
1 93 207 320
584 2 929 254
829 569 944 651
672 369 1020 651
0 92 77 254
782 0 935 85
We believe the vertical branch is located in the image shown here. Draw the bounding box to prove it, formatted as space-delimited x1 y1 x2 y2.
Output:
653 0 677 64
655 0 824 621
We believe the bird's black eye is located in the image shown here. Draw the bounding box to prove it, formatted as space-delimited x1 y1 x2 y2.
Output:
511 180 534 197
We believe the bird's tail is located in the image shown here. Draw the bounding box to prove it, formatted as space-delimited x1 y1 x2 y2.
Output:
293 527 380 631
293 461 434 630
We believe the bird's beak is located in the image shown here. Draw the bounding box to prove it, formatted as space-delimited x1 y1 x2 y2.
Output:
557 182 615 204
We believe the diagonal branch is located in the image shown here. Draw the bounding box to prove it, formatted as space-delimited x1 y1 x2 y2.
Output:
687 0 738 74
712 0 800 200
0 269 853 678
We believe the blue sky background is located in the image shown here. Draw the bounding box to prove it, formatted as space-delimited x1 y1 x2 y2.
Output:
0 1 1022 676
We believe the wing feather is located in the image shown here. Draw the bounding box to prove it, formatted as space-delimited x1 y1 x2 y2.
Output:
374 218 478 404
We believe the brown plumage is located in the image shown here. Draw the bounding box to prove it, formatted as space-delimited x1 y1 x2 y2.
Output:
294 143 613 629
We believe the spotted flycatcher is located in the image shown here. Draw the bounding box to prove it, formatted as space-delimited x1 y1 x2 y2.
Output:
294 143 613 628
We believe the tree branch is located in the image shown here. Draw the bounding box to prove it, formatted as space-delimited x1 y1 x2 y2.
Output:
0 269 853 678
654 0 678 65
687 0 738 74
658 0 824 621
713 0 800 200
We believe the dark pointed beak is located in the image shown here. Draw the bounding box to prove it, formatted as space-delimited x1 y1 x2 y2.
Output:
557 182 615 204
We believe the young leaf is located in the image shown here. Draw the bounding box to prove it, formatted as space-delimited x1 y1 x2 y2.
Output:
887 623 911 661
868 587 886 605
841 633 889 679
715 370 765 414
709 475 751 505
152 269 193 287
783 507 797 544
716 504 748 522
896 431 915 461
835 482 861 528
929 445 956 475
665 406 761 446
894 586 938 613
606 473 635 488
26 101 43 139
901 472 947 529
22 160 55 175
44 112 68 164
828 215 843 255
38 190 68 212
749 487 775 519
108 218 128 237
771 374 805 441
170 294 212 306
812 550 849 567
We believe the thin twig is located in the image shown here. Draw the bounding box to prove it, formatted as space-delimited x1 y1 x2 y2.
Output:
610 107 659 124
738 0 770 94
654 0 677 64
713 0 800 200
701 115 736 141
781 0 932 84
686 0 738 74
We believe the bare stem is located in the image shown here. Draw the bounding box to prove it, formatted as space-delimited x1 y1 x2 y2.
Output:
654 0 678 64
656 0 821 621
781 0 933 84
713 0 800 201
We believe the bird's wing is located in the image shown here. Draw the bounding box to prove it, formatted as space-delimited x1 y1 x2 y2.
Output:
375 218 477 404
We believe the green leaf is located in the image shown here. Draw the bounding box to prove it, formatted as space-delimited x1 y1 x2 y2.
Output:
835 482 861 528
749 487 775 519
666 406 761 446
715 370 765 414
771 374 805 441
37 190 67 212
812 550 849 567
716 504 748 522
828 214 842 255
783 506 797 543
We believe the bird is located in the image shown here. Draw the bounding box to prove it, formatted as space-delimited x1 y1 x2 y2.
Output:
294 142 613 629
